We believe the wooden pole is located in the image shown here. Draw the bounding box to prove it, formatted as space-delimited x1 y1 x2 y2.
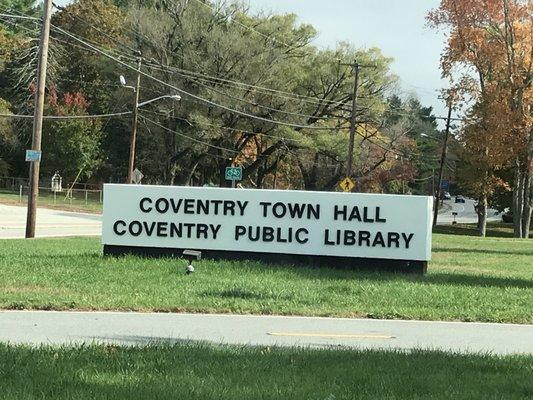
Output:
346 61 360 179
126 56 142 184
433 101 453 227
25 0 53 238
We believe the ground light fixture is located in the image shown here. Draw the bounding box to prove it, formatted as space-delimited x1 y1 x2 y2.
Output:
182 250 202 275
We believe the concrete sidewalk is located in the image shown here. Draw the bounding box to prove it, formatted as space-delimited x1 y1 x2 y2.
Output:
0 204 101 238
1 311 532 355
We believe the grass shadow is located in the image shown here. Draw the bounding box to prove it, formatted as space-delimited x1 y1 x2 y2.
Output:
202 287 295 301
270 264 533 289
433 247 533 257
88 336 204 346
414 272 533 289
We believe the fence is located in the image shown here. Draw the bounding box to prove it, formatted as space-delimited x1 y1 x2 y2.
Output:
0 176 103 208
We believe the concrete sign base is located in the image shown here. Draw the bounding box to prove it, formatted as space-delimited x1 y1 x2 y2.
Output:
103 244 428 274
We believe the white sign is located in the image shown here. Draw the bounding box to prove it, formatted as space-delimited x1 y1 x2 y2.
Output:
132 168 144 184
102 185 433 261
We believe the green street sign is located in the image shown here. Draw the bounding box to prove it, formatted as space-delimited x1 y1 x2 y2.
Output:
225 166 243 181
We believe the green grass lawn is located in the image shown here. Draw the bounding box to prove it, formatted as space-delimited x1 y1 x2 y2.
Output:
1 228 532 323
0 190 102 214
0 343 531 400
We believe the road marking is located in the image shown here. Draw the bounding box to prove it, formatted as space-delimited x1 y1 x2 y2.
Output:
268 332 394 339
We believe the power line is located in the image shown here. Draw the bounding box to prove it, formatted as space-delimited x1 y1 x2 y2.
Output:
145 62 349 108
1 12 447 164
142 108 411 161
385 104 467 123
140 114 240 154
51 2 138 55
177 71 343 121
413 174 435 182
1 11 469 126
43 7 461 125
0 11 136 62
142 62 466 123
51 23 348 131
50 34 104 56
140 109 313 146
141 113 392 167
35 15 350 129
77 0 316 108
47 15 347 123
0 12 37 21
142 60 470 123
0 111 132 119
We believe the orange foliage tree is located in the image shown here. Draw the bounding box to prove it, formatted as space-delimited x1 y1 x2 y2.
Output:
428 0 532 237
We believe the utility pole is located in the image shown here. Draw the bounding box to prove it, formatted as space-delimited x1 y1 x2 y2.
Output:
228 158 236 189
431 167 435 197
346 60 360 178
25 0 53 238
340 60 376 180
433 99 454 227
126 55 142 184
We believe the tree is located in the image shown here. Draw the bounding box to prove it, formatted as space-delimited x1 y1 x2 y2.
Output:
52 0 132 182
0 0 445 193
0 0 38 17
41 88 103 181
384 95 441 195
119 0 404 190
0 98 15 176
428 0 532 237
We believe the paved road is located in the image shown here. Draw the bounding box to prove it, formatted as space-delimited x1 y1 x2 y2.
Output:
436 198 500 225
0 204 101 238
1 311 532 355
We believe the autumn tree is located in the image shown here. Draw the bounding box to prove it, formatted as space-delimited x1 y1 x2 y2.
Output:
41 88 104 181
428 0 532 237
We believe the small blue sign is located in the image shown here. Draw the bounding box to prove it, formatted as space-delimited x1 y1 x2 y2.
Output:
440 179 449 190
25 150 42 162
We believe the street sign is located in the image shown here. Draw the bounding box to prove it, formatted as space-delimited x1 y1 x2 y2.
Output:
102 185 433 270
132 168 144 184
440 179 449 190
225 166 243 181
25 150 42 162
339 177 355 192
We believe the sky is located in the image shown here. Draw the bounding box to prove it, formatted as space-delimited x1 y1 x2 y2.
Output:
247 0 449 123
